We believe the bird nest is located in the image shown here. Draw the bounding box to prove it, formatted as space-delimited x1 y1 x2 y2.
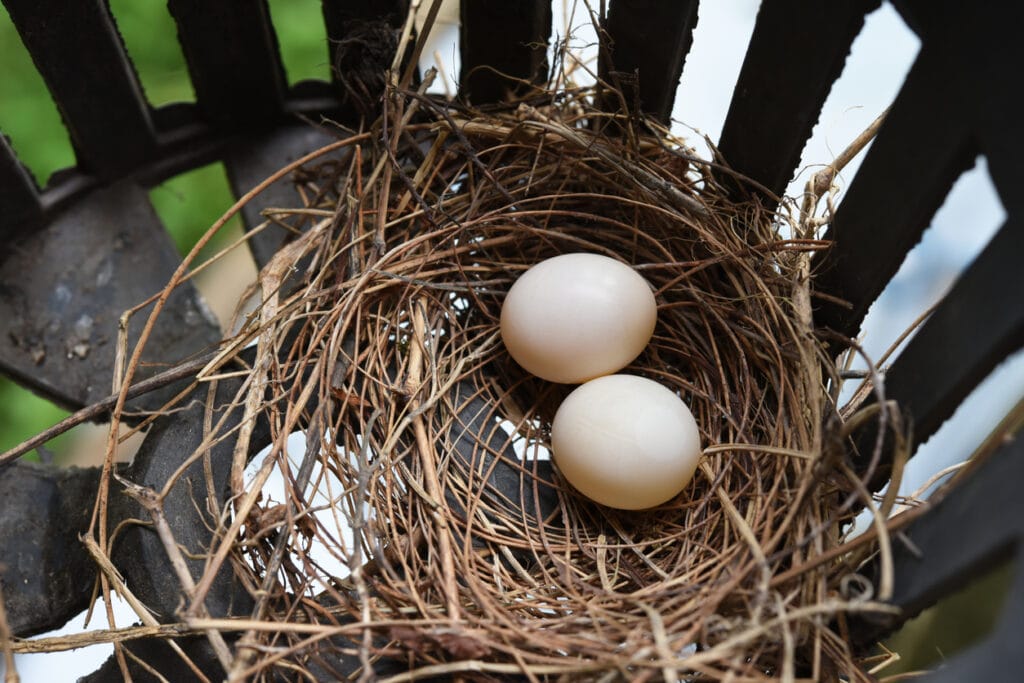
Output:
55 77 911 681
136 82 905 680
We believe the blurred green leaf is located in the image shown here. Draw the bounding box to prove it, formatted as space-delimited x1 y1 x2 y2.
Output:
149 162 241 257
267 0 332 84
107 0 196 106
0 378 71 460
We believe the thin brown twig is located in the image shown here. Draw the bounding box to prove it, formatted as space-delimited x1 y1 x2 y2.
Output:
0 579 19 683
0 352 218 467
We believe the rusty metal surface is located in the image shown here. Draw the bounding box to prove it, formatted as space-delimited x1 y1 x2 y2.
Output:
599 0 698 124
112 369 259 623
0 181 221 411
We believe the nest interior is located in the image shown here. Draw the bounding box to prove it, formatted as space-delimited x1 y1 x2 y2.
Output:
186 86 901 680
98 83 904 682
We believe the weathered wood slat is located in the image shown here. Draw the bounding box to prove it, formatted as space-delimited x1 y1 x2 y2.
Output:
852 434 1024 671
460 0 552 104
813 47 976 338
167 0 287 127
0 134 42 235
3 0 156 179
717 0 879 203
598 0 698 124
893 1 1024 218
884 221 1023 452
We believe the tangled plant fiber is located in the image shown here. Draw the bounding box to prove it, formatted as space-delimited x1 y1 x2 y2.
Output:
0 52 920 683
178 80 908 681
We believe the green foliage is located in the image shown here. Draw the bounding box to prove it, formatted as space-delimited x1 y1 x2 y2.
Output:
0 380 71 460
150 162 240 257
267 0 332 84
107 0 196 106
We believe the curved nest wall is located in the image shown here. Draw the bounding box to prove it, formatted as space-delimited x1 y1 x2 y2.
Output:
111 87 903 681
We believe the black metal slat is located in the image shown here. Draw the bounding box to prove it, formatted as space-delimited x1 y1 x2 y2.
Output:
224 125 342 268
852 436 1024 665
0 462 100 636
167 0 287 128
812 46 976 338
0 181 221 409
459 0 552 104
920 563 1024 682
0 134 42 235
321 0 408 106
833 4 1024 675
897 434 1023 608
883 220 1024 448
3 0 156 179
929 3 1024 221
321 0 408 62
598 0 698 124
717 0 879 203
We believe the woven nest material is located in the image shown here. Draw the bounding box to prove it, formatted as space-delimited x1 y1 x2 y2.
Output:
63 74 913 680
147 83 906 681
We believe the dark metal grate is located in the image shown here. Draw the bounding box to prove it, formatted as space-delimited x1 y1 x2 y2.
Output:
1 1 1021 680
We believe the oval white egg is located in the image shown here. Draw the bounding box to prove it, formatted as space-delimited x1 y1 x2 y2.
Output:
500 253 657 384
550 374 701 510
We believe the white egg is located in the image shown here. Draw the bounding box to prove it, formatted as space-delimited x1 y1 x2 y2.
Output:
500 253 657 383
550 374 702 510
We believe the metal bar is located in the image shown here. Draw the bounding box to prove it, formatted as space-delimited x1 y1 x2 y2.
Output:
885 220 1024 452
717 0 879 203
459 0 552 104
0 133 42 236
223 125 342 268
321 0 409 60
3 0 157 179
851 219 1022 491
167 0 288 128
320 0 409 120
851 434 1023 646
0 181 221 410
0 462 101 636
598 0 698 124
813 46 976 338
